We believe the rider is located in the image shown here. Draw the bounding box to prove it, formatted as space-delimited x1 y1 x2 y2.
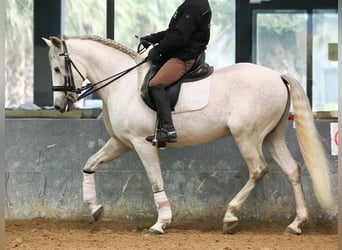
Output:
141 0 211 143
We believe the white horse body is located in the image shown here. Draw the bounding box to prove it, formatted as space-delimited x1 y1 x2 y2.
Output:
44 36 334 235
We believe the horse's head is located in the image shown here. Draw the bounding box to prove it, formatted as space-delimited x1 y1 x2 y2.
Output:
43 36 86 112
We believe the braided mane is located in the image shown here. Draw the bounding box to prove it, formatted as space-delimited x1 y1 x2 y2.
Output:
67 35 144 63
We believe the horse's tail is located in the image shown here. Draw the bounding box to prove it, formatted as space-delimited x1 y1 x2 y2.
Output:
281 74 335 212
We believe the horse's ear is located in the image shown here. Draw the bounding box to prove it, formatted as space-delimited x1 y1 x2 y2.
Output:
49 36 62 49
42 37 52 47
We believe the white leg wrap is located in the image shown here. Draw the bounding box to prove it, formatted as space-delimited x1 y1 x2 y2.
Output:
150 191 172 233
83 172 97 205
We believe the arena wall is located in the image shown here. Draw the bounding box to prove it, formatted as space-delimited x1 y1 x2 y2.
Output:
5 119 338 222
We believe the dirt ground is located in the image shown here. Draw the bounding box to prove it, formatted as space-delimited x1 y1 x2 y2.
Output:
5 218 337 250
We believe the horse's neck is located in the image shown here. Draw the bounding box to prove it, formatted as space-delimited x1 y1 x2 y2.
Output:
68 39 143 104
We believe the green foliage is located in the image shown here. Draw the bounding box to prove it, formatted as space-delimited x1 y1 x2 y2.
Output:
5 0 33 50
5 0 34 106
209 0 235 52
257 13 306 35
114 0 182 47
64 0 106 37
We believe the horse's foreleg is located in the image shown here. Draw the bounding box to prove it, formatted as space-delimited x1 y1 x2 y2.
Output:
148 190 172 234
83 137 130 220
83 171 104 221
134 141 172 234
223 139 269 234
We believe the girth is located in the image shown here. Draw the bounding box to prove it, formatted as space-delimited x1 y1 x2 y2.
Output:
141 52 214 111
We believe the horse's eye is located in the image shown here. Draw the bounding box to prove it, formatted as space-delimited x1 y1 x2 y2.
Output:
54 67 60 73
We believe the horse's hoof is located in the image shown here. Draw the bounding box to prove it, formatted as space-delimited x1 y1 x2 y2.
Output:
222 221 238 234
157 141 166 149
142 228 163 236
284 226 302 235
92 205 104 221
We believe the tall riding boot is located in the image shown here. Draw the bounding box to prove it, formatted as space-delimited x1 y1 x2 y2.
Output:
146 85 177 143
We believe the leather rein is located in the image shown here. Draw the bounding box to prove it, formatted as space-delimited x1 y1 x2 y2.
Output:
53 40 147 102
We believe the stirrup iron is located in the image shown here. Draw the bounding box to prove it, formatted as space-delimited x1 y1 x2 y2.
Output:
146 117 167 149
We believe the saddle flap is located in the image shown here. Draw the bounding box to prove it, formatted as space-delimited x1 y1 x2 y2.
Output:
173 75 212 113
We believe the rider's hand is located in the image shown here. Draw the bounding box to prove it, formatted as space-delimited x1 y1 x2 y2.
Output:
140 35 155 48
148 46 163 65
140 38 151 49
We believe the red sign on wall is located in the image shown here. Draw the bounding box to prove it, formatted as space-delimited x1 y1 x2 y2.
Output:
330 123 338 155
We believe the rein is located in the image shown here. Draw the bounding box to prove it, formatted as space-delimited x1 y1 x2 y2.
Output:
75 58 147 101
54 40 148 102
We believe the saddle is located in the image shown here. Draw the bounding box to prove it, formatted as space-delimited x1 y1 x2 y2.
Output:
141 52 214 111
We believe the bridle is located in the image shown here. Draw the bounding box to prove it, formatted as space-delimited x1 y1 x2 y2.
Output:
52 40 86 95
53 40 148 102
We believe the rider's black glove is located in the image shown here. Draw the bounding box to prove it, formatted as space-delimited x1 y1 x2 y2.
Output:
140 38 151 49
140 35 156 49
148 46 163 65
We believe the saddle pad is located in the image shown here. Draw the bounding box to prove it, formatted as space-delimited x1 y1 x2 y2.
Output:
173 75 212 113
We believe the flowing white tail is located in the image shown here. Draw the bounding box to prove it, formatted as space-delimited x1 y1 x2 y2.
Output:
281 74 335 211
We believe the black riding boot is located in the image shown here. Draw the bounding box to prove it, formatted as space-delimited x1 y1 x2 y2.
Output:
146 85 177 143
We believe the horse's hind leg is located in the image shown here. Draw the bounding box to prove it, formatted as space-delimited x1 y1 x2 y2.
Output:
264 129 308 235
223 137 269 234
83 137 130 220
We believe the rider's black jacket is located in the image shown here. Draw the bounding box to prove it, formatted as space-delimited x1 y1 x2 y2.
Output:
143 0 211 61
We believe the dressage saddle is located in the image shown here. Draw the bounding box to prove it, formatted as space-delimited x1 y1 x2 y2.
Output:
141 52 214 111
